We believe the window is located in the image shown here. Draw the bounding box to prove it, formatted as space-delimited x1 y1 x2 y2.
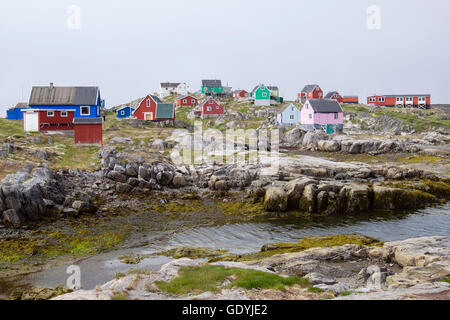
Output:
147 99 150 107
183 99 187 103
378 97 385 102
334 113 339 120
369 97 376 102
262 92 268 98
309 114 312 119
121 111 125 115
80 106 90 115
396 97 403 102
192 100 195 104
47 111 54 117
207 106 212 111
292 107 295 111
290 115 294 120
216 106 219 110
61 111 68 117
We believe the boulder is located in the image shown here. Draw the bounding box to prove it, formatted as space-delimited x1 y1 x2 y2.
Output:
172 175 187 188
285 178 317 210
264 187 288 212
138 166 151 181
71 201 96 214
2 209 24 227
125 163 138 177
298 184 317 213
107 171 128 183
305 273 337 285
318 140 341 152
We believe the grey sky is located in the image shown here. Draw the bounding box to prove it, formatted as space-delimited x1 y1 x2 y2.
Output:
1 0 449 116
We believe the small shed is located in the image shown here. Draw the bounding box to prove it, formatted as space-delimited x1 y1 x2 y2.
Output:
175 95 198 107
73 118 103 145
116 106 135 119
6 103 29 120
23 109 75 132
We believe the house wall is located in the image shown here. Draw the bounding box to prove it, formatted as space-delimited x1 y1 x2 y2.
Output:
367 95 430 107
117 107 134 118
314 112 344 125
300 102 315 124
74 123 103 145
6 108 25 120
39 110 74 131
342 97 359 104
201 86 224 95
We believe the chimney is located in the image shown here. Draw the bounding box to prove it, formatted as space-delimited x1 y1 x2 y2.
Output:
49 82 54 89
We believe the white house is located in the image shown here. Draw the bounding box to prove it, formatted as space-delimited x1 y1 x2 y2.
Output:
159 82 189 98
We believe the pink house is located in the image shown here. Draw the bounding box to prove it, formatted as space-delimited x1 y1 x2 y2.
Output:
300 99 344 132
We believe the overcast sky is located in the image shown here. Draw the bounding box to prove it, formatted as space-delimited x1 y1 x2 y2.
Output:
1 0 449 116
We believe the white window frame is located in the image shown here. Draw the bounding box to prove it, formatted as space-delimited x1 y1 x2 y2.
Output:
183 99 187 103
396 97 404 102
369 97 376 102
121 111 125 115
191 99 196 104
262 92 268 98
309 114 312 119
290 115 294 120
207 106 212 111
80 106 90 115
378 97 385 102
47 111 54 117
334 113 339 120
147 99 150 107
61 111 68 117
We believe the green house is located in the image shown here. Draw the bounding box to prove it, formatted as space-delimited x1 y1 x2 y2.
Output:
201 80 224 96
252 84 271 106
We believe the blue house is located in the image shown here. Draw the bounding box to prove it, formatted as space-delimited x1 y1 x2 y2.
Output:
276 103 301 126
29 83 103 118
6 103 28 120
116 106 135 119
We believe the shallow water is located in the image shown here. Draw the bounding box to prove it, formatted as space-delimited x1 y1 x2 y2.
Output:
8 203 450 293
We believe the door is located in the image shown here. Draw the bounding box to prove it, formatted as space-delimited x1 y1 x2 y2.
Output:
24 112 39 132
144 112 153 121
326 124 335 134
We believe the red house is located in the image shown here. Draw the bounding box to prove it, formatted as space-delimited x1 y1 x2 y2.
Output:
342 96 359 104
73 118 103 145
233 90 248 99
298 84 323 103
175 95 198 107
132 94 175 121
198 97 224 119
325 91 344 103
367 94 431 109
23 109 75 132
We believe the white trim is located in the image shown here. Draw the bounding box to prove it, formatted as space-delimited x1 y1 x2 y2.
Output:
143 112 153 121
47 111 54 117
80 106 90 115
61 111 68 117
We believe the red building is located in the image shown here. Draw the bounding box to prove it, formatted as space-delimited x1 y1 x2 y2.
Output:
342 96 359 104
132 94 175 121
325 91 343 103
198 97 224 119
73 118 103 145
367 94 431 109
23 109 75 132
298 84 323 103
233 90 248 98
175 95 198 107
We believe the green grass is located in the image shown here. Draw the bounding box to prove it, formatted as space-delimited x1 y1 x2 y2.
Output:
307 287 325 293
0 118 25 136
342 104 450 132
441 276 450 284
53 143 99 170
340 291 354 297
155 265 310 295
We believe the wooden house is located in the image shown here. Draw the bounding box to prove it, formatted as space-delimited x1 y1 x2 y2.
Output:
251 84 271 106
132 95 175 121
198 97 224 119
367 94 430 109
116 106 135 119
276 104 301 126
300 99 344 132
325 91 344 103
175 95 199 107
298 84 323 103
201 80 224 96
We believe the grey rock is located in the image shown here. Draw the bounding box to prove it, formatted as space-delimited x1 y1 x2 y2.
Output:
107 171 128 183
305 273 337 285
2 209 24 227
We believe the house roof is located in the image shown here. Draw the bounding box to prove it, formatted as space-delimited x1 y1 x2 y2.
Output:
200 97 216 106
160 82 181 88
117 105 135 112
251 84 271 94
29 85 99 106
301 85 320 93
267 86 279 91
277 103 299 114
307 99 343 113
73 118 103 124
14 102 29 109
156 103 175 119
325 91 339 99
202 80 222 87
